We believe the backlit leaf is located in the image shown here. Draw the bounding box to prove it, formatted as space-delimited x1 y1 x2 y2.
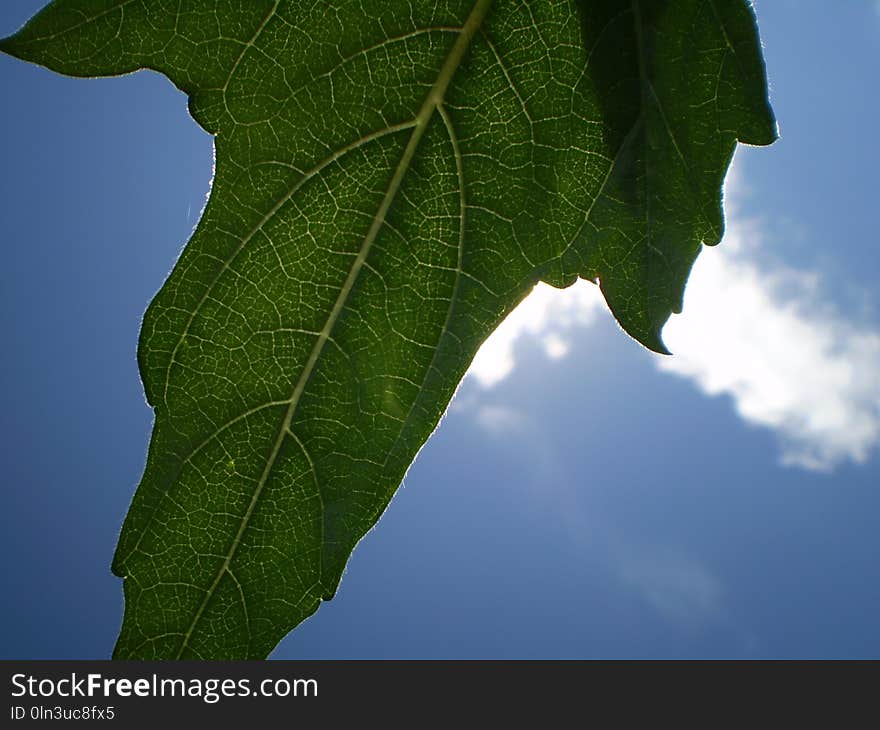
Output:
1 0 775 658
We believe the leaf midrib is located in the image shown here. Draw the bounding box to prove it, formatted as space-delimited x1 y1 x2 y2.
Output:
173 0 493 658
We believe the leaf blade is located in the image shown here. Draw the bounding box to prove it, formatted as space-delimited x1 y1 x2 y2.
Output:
1 0 775 658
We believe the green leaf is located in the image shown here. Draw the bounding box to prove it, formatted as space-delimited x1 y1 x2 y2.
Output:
1 0 775 659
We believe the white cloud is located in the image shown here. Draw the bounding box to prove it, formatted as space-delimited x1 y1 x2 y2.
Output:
467 164 880 472
659 185 880 471
468 278 604 388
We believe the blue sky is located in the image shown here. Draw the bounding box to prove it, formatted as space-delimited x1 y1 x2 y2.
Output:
1 1 878 659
